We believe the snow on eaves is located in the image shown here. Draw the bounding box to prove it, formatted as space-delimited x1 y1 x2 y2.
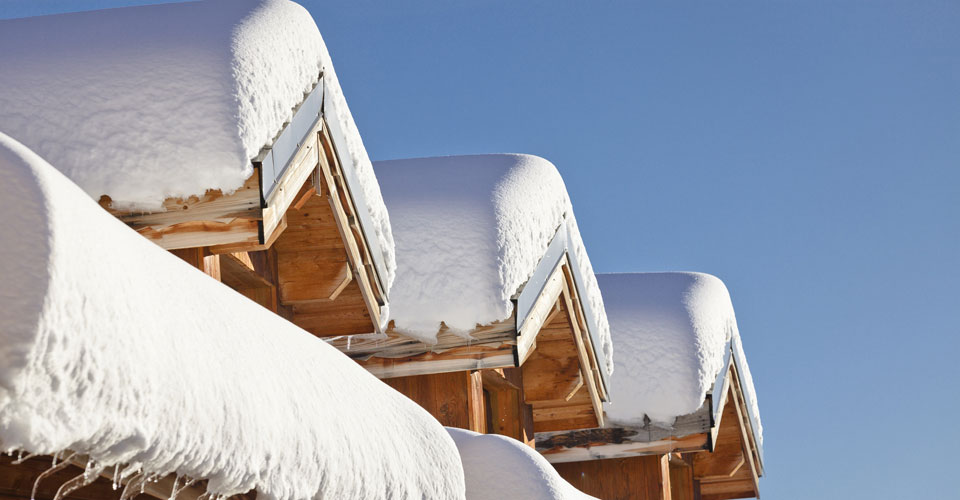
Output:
0 0 396 290
596 273 762 444
0 132 462 500
446 428 596 500
374 154 613 375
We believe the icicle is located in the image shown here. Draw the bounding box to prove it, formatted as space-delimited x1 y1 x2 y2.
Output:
347 335 352 350
51 451 61 467
169 475 197 500
119 463 142 481
112 464 121 490
119 472 145 500
52 462 104 500
168 476 179 500
31 451 77 500
12 452 36 465
82 458 100 482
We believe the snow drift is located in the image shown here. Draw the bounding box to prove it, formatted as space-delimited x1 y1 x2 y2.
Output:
596 273 762 443
0 0 396 289
374 154 613 375
0 131 463 499
446 428 594 500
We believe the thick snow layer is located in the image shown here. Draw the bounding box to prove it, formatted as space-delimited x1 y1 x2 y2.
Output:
0 132 462 500
597 273 762 443
374 154 612 375
446 428 595 500
0 0 396 289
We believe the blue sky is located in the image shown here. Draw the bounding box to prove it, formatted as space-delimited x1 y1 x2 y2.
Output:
3 1 959 498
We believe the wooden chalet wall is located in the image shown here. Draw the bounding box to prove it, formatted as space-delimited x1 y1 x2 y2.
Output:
340 257 608 449
383 368 536 445
554 455 672 500
542 365 761 500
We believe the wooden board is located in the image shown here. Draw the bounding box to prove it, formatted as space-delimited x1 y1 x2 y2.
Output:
99 172 262 251
554 455 672 500
669 458 698 500
519 262 604 433
384 371 485 432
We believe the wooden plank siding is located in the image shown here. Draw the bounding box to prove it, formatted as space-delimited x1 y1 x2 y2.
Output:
520 262 603 433
383 371 486 432
554 455 672 500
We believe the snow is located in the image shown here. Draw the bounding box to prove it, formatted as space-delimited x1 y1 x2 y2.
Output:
446 428 595 500
0 0 396 289
374 154 613 375
0 131 463 500
596 273 762 444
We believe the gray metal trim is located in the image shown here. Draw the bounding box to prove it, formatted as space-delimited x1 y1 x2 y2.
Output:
514 220 611 397
515 224 568 333
322 88 390 299
708 340 733 427
259 77 325 204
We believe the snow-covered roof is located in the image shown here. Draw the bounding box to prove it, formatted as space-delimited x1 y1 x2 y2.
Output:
0 132 461 499
446 428 594 500
0 0 396 289
374 154 613 375
597 273 762 445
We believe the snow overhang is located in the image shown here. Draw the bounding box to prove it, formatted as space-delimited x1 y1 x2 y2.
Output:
0 131 462 499
533 272 763 498
0 0 396 295
327 154 612 433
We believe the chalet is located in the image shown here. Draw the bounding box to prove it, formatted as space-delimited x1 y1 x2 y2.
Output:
324 154 614 443
0 1 766 499
538 273 764 500
0 0 393 338
0 131 465 499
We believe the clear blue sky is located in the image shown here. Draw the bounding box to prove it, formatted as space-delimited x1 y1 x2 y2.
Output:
3 1 959 498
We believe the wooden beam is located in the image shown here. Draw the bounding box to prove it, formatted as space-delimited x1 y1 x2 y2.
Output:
559 273 604 428
563 374 584 402
317 123 382 332
207 216 287 255
170 248 221 281
99 172 261 251
292 183 317 211
481 369 521 391
468 371 486 433
261 123 321 241
516 261 565 365
560 263 607 401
